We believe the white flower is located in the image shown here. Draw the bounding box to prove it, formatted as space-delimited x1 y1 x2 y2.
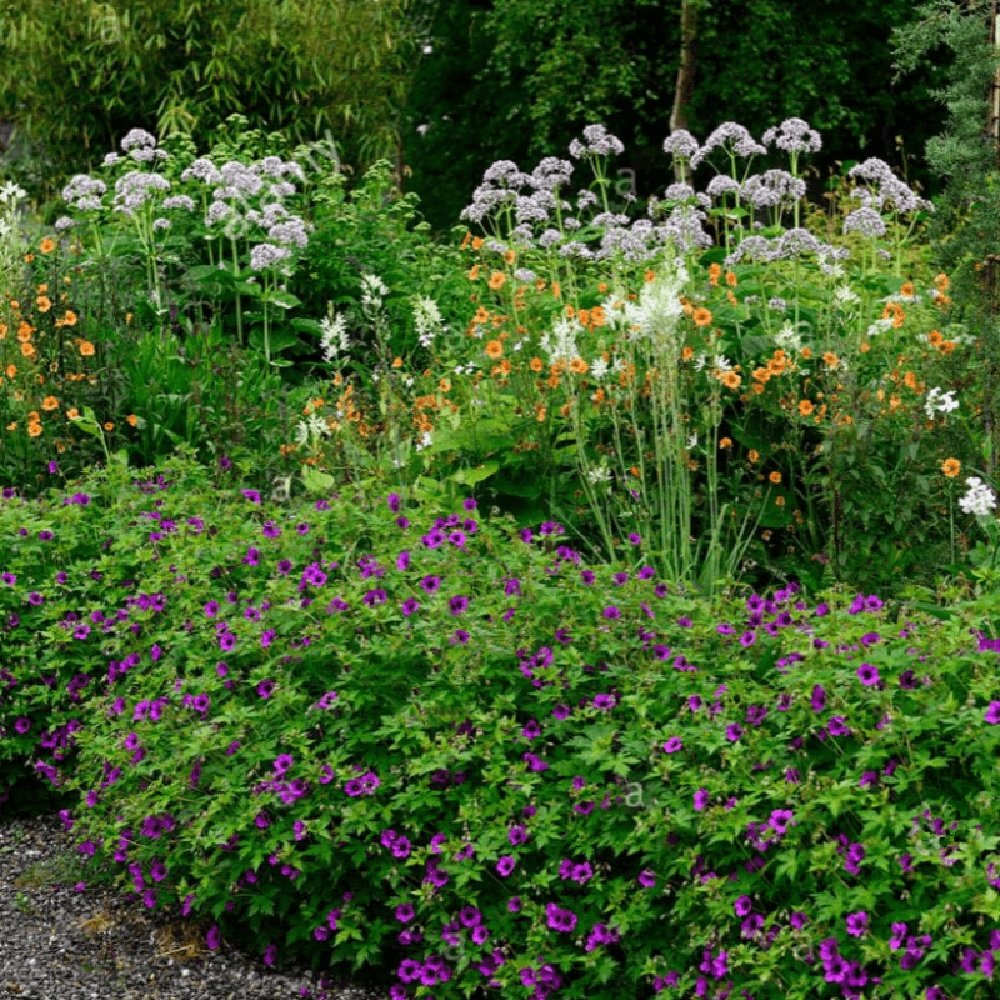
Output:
866 317 894 337
713 355 733 372
293 413 332 447
924 386 959 420
586 465 612 485
774 322 803 351
361 274 389 313
540 316 578 364
413 296 443 348
620 262 687 342
833 285 860 308
415 431 433 451
686 433 698 450
320 309 349 361
959 477 997 517
590 357 609 380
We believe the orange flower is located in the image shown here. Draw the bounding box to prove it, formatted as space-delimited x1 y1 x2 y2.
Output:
644 268 656 283
488 270 506 291
468 264 481 281
66 407 79 420
681 345 694 361
769 470 782 484
692 307 712 327
720 371 741 389
708 262 722 286
438 378 451 392
471 236 484 251
719 437 732 448
484 339 503 359
56 309 78 328
774 495 786 507
19 342 35 359
569 356 588 374
5 364 16 378
749 449 760 462
36 295 51 312
42 395 59 411
39 237 56 254
551 281 561 299
822 352 839 368
725 271 737 287
79 340 95 357
27 421 42 437
900 281 915 297
529 357 544 373
798 399 815 416
934 273 950 292
503 249 516 265
534 403 546 422
941 457 961 478
126 414 138 427
104 421 115 431
927 329 943 347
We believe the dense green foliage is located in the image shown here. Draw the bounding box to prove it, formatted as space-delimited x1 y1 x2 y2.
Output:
1 11 1000 998
1 459 999 998
405 0 945 229
0 0 428 200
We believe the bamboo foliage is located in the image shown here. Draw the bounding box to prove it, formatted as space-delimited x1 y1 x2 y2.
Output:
0 0 430 184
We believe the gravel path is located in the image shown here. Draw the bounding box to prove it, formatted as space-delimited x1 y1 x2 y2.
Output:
0 814 384 1000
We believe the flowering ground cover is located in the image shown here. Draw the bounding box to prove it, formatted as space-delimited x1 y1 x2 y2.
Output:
1 457 998 999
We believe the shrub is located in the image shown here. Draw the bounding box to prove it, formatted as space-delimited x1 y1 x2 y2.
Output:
1 457 999 998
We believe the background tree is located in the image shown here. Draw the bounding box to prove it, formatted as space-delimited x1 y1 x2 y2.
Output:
406 0 945 229
0 0 431 199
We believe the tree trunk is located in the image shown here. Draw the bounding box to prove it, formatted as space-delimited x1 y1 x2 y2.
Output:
670 0 698 179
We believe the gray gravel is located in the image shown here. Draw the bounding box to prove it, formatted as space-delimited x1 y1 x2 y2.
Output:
0 813 384 1000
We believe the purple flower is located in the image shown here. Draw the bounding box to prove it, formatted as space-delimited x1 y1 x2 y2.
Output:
694 788 710 811
496 855 516 877
725 724 743 742
637 869 656 888
985 701 1000 724
663 736 683 753
395 903 415 923
845 911 868 937
205 924 221 950
241 489 261 504
734 895 752 917
828 715 852 737
593 693 616 710
545 903 577 933
856 663 880 686
449 594 469 616
602 605 621 619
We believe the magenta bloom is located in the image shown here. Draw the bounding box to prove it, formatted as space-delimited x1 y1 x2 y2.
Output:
845 911 868 937
545 903 577 933
725 724 743 742
985 701 1000 724
693 788 710 811
856 663 880 686
496 855 516 877
734 895 752 917
662 736 683 753
637 869 656 888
